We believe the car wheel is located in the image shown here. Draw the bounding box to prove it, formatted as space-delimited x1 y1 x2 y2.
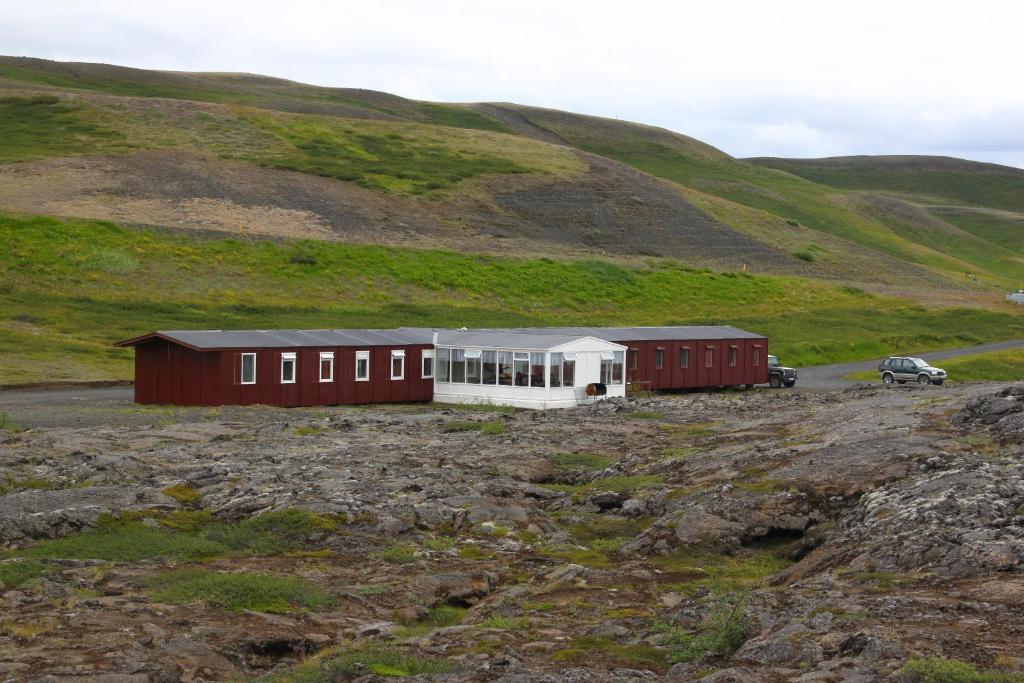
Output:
783 381 795 388
882 373 895 384
917 374 930 385
933 379 944 386
769 375 782 388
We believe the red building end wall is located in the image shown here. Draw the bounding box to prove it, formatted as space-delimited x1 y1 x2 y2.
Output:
133 339 434 406
621 338 768 389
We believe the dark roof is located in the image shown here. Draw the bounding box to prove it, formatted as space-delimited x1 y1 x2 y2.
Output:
435 330 625 350
115 325 764 351
114 328 435 351
406 325 765 342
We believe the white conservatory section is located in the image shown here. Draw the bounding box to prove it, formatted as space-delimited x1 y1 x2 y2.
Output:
431 332 626 409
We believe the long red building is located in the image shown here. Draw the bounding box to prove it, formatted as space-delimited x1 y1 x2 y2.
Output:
115 326 768 407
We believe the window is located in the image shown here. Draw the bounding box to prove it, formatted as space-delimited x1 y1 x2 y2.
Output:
680 347 690 369
612 351 624 385
391 350 405 380
280 352 296 384
550 352 563 387
499 351 514 386
422 350 434 379
705 346 714 368
655 348 665 370
450 348 466 383
240 353 256 385
355 350 369 381
465 349 481 384
482 350 497 384
562 353 576 387
319 352 334 382
628 349 639 370
513 352 529 386
436 348 450 382
752 345 761 367
728 346 737 368
530 353 546 387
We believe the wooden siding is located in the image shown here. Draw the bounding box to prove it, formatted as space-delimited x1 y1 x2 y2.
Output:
623 337 767 389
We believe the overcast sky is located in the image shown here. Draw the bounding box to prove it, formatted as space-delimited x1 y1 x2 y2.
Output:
4 1 1023 167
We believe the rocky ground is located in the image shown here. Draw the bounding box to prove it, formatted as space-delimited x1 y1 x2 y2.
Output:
1 383 1023 682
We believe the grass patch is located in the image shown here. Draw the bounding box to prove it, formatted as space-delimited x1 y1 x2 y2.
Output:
423 536 457 552
293 425 327 436
479 421 506 436
268 645 454 680
3 213 1024 385
551 452 616 472
240 111 529 195
554 635 668 670
900 656 1024 683
652 548 792 595
442 420 505 435
418 605 467 628
161 483 202 504
378 545 417 564
627 411 663 420
543 474 665 499
144 568 331 613
0 560 48 589
20 508 337 562
0 411 19 432
0 477 56 496
0 95 126 162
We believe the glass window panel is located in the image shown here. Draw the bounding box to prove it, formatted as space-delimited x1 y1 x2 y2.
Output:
612 351 624 384
680 347 689 369
513 353 529 387
728 347 737 367
530 352 546 387
241 353 256 384
549 352 562 387
628 349 638 370
498 351 513 386
451 348 466 383
601 359 612 385
563 359 575 387
482 350 497 384
655 348 664 369
466 356 481 383
436 348 449 382
281 354 296 383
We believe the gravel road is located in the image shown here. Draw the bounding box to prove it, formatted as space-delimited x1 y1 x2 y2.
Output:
794 338 1024 391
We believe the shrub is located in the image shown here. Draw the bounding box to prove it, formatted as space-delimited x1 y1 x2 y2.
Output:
793 249 816 262
162 484 202 504
423 536 457 551
659 591 750 663
309 646 453 678
144 568 331 613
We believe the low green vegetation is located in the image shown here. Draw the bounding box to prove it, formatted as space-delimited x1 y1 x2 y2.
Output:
543 474 665 498
551 452 616 472
144 568 331 613
0 477 55 496
846 348 1024 383
240 111 530 194
554 634 668 670
423 535 457 552
657 591 750 663
3 213 1024 384
417 604 467 628
900 657 1024 683
0 95 126 162
442 420 506 435
378 545 418 564
626 411 663 420
267 646 454 681
161 483 202 504
0 559 48 589
653 548 792 595
19 508 337 562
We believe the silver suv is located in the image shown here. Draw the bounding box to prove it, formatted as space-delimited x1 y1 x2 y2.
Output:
879 357 946 386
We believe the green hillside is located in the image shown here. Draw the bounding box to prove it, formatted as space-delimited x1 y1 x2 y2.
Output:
2 214 1022 384
746 155 1024 212
0 57 1022 385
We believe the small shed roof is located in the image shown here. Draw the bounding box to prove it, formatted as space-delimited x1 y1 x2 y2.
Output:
435 330 624 351
114 328 435 351
403 325 765 342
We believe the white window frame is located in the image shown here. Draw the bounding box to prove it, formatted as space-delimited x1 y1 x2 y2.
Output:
319 351 334 383
421 350 434 379
280 352 297 384
240 352 257 385
390 350 405 380
355 350 370 382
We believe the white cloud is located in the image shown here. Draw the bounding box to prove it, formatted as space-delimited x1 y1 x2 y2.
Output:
2 0 1022 167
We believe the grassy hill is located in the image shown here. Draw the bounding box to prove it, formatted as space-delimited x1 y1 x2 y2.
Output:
0 57 1021 384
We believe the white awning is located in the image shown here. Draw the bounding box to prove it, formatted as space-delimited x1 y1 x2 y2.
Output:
562 352 576 361
391 350 406 357
600 351 616 360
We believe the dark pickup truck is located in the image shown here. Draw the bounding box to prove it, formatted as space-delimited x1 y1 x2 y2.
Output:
767 355 797 388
